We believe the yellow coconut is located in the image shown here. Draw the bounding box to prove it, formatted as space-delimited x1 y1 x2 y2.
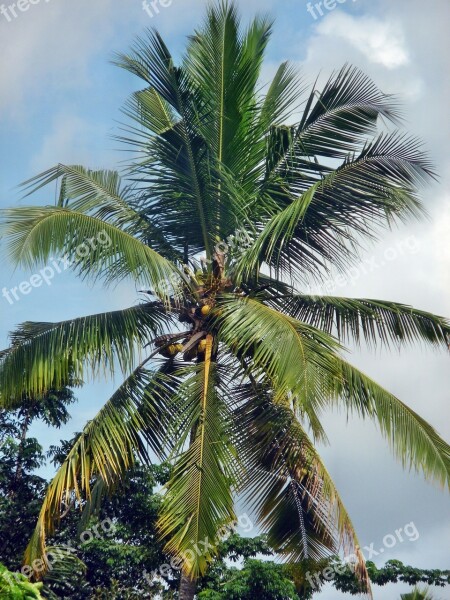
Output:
160 344 181 358
197 339 207 353
201 304 212 316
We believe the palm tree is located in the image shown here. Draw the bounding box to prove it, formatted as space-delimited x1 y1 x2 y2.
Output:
1 3 449 598
401 588 437 600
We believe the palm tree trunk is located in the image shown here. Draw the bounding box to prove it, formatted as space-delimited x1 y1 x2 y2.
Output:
179 573 197 600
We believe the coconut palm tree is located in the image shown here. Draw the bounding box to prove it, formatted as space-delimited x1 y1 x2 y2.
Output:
401 588 437 600
1 3 449 599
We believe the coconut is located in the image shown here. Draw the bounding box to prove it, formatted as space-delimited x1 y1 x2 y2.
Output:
159 344 181 358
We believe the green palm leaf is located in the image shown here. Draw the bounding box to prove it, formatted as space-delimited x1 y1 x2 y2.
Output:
239 134 434 284
0 303 172 401
235 386 369 590
217 295 450 488
275 295 450 349
21 164 179 260
0 206 184 299
215 294 340 439
158 336 237 578
24 365 179 573
113 30 214 258
185 6 272 174
295 65 400 158
123 87 178 136
332 361 450 488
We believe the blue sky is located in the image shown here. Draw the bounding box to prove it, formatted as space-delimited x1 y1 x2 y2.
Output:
1 1 449 597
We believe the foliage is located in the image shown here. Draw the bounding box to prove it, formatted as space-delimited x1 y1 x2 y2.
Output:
197 545 450 599
332 559 449 594
401 588 437 600
0 412 448 600
0 388 75 570
0 563 44 599
0 436 47 571
40 462 174 599
198 559 298 600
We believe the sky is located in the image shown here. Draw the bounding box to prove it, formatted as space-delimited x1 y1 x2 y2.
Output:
0 0 449 598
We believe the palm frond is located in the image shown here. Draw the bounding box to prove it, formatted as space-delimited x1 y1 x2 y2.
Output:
0 205 184 300
20 164 179 260
215 295 341 440
259 61 304 128
113 29 214 257
275 295 450 350
332 361 450 488
234 385 369 592
217 295 450 488
254 65 403 222
0 303 172 401
234 183 319 282
24 365 179 575
158 336 237 578
123 87 178 136
296 65 401 159
185 5 272 171
238 132 434 282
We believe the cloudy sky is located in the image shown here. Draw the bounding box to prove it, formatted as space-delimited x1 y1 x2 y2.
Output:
0 0 449 597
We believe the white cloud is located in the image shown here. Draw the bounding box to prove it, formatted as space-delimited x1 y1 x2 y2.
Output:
0 0 136 118
30 112 117 172
317 13 409 69
301 15 423 103
0 0 282 119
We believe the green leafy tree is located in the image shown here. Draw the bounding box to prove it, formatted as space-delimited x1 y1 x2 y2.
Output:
0 436 47 571
0 389 75 570
40 460 175 599
196 539 449 599
0 563 44 599
1 3 449 599
198 559 298 600
331 559 449 596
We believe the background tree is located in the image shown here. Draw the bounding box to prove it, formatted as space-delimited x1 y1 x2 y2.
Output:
0 563 44 599
0 388 75 571
331 559 449 596
198 560 298 600
196 539 449 599
1 3 449 599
